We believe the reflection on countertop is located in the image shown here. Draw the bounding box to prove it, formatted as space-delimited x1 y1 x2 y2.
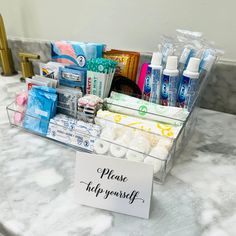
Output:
0 75 236 236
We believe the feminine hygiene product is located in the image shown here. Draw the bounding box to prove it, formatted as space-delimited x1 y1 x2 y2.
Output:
23 86 58 135
51 41 105 67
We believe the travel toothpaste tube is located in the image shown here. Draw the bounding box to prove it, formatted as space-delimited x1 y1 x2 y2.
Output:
177 57 200 111
160 56 179 107
149 52 163 104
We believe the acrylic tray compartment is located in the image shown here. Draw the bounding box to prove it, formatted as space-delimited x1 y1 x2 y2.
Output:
6 99 198 184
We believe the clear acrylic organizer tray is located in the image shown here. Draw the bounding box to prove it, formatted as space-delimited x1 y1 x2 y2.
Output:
6 98 200 184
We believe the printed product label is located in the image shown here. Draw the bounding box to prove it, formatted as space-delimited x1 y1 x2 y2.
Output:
35 108 48 117
177 75 198 110
160 74 178 106
143 66 152 100
86 77 91 94
150 69 161 103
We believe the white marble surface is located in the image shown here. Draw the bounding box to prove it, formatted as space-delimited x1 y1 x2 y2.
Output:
0 75 236 236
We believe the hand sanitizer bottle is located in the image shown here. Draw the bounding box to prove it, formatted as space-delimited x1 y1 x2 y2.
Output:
149 52 163 104
177 57 200 111
160 56 179 106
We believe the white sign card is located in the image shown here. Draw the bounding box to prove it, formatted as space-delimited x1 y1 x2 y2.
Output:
75 152 153 219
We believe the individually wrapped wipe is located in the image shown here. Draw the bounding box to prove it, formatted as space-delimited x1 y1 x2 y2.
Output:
104 92 189 125
96 109 182 139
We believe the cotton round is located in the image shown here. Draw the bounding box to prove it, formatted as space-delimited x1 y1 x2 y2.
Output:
126 150 145 162
94 139 110 155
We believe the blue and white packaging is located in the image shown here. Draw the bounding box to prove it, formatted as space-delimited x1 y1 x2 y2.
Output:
149 52 163 104
177 57 200 111
58 66 86 93
23 86 58 135
160 56 179 107
51 41 105 68
143 65 152 100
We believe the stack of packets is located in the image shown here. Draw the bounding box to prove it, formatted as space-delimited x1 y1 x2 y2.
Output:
39 61 64 80
58 66 87 93
26 75 58 90
77 95 103 123
51 41 105 67
103 50 140 81
86 58 117 98
57 86 82 118
47 114 101 151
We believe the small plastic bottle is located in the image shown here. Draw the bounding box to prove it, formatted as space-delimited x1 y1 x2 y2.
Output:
160 56 179 106
177 57 200 111
149 52 163 104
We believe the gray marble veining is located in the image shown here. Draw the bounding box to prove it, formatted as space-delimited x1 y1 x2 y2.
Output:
0 75 236 236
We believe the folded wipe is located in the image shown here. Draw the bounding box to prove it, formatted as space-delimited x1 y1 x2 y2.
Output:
51 41 105 67
23 86 57 135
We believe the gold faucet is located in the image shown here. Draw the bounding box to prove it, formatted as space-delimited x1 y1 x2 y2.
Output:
19 52 40 81
0 14 17 76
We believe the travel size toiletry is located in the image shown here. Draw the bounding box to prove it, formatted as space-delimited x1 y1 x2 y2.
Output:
86 58 117 98
57 86 82 118
149 52 163 104
58 66 86 93
51 41 105 67
143 64 152 100
47 114 101 151
78 94 102 122
103 50 140 81
178 47 191 75
105 92 189 125
40 61 64 80
137 63 149 92
199 50 216 85
23 86 58 135
14 92 28 125
96 110 182 138
177 57 200 111
160 56 179 107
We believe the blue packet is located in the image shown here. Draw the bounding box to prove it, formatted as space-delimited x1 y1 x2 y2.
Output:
58 67 86 94
23 86 58 136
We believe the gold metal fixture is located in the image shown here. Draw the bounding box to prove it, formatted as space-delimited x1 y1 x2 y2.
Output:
19 52 40 80
0 14 17 76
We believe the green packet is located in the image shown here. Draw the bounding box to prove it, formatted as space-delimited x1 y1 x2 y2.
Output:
104 92 189 126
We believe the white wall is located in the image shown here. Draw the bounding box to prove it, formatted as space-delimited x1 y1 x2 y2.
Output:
1 0 236 60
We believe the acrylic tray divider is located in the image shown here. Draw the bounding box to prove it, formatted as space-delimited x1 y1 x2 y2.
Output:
6 98 189 184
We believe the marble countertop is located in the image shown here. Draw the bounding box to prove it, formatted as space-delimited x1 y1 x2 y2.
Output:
0 75 236 236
